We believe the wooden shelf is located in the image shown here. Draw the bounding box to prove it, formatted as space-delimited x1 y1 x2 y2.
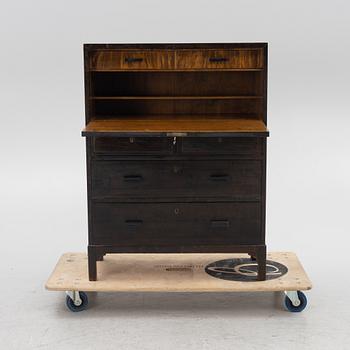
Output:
82 116 269 137
91 96 263 100
90 68 264 72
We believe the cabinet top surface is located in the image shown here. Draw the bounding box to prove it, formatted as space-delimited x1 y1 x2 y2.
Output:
84 43 268 50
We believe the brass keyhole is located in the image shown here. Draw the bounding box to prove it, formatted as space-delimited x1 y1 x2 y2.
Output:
129 137 134 143
173 165 181 174
174 208 180 215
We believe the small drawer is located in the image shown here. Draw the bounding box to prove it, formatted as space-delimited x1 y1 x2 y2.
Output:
93 137 174 155
181 137 262 156
175 49 263 70
91 160 261 200
90 50 175 71
90 202 262 246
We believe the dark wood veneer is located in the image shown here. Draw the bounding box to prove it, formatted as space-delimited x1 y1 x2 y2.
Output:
82 43 268 281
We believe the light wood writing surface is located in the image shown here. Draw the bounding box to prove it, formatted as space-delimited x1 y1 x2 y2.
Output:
82 117 269 137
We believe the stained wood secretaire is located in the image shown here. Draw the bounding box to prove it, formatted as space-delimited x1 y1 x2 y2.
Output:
82 43 269 281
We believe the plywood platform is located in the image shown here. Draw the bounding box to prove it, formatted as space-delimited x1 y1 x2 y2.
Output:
45 252 312 293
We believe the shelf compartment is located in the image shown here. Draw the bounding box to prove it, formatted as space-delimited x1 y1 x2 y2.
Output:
92 71 263 97
93 99 262 116
82 116 269 137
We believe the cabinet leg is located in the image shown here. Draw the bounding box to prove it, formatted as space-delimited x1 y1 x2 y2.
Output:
88 248 97 281
256 246 266 281
96 254 104 261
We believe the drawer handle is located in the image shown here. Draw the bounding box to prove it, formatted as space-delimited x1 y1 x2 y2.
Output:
123 175 143 182
125 219 143 227
209 57 229 63
125 57 143 63
210 174 229 182
211 220 230 228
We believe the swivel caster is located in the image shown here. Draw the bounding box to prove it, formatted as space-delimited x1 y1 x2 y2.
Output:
65 291 88 312
284 291 307 312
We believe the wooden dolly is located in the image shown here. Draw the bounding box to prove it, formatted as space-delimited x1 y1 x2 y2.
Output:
46 252 312 312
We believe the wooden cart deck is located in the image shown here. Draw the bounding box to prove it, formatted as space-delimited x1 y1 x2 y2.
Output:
45 252 312 293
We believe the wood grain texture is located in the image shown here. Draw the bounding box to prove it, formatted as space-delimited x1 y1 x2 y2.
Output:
92 71 263 99
46 252 312 292
90 96 263 100
90 50 175 71
175 49 264 69
93 99 262 116
82 117 268 136
89 47 264 71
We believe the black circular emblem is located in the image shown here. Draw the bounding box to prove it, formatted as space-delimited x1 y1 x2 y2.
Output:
205 258 288 282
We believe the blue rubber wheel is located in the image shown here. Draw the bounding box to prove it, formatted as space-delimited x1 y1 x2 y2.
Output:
66 292 88 312
284 291 307 312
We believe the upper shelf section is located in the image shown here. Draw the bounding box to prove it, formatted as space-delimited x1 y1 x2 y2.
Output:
84 44 268 128
82 116 269 137
89 48 264 71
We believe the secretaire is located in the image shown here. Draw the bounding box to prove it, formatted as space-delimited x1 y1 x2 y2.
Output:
82 43 269 281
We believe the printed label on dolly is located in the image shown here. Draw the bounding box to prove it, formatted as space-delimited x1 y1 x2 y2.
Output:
205 259 288 282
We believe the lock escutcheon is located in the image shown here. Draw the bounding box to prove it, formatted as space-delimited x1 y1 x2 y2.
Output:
173 165 181 174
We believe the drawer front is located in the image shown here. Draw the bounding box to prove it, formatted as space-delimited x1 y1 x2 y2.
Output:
94 137 174 155
90 202 261 245
90 50 174 70
181 137 262 156
91 160 261 200
176 49 264 69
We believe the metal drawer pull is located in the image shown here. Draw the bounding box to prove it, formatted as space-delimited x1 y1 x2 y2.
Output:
211 220 230 228
209 57 229 62
210 174 229 181
123 175 143 182
125 57 143 63
125 219 143 227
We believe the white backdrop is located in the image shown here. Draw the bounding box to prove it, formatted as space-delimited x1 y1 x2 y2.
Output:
1 1 349 349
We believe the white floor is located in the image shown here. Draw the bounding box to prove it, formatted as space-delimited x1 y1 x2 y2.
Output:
2 276 350 350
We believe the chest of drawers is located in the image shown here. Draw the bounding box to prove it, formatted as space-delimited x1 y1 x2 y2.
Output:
82 43 269 281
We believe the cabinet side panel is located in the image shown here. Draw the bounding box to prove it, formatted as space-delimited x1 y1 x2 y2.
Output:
84 45 93 124
260 138 267 243
86 137 94 246
263 44 268 124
